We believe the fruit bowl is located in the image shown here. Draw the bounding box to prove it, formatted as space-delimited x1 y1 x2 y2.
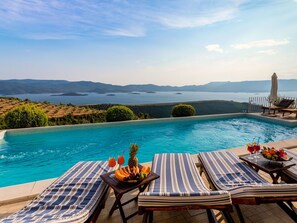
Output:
115 165 151 183
261 147 292 162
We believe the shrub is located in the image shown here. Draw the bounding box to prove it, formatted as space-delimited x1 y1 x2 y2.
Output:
172 104 196 117
106 106 135 122
0 116 6 129
4 105 48 129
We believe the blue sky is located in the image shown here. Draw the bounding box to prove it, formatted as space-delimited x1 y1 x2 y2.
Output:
0 0 297 85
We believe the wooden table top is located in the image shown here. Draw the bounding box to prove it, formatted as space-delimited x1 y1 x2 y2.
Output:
101 165 159 195
240 154 296 174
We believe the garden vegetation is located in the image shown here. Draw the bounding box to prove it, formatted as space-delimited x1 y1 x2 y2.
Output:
4 105 48 128
172 104 196 117
106 105 135 122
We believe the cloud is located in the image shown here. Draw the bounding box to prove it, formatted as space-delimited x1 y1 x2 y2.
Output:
103 27 145 37
153 7 237 29
257 49 276 55
205 44 224 53
231 39 289 49
0 0 243 39
24 33 78 40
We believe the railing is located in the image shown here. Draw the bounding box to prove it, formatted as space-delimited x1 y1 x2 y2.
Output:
248 96 297 113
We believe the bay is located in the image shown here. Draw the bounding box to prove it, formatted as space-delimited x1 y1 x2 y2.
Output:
2 91 297 105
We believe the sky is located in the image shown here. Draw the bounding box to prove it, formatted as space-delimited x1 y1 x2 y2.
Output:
0 0 297 86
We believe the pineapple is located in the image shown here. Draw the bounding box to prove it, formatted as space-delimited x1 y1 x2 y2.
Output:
128 144 139 168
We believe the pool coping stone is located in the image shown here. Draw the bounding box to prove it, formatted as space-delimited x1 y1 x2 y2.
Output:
0 130 6 140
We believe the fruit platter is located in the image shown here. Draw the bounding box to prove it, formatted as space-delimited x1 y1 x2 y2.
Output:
261 147 293 162
115 165 151 183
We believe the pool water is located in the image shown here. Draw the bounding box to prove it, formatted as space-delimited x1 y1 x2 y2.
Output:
1 117 297 187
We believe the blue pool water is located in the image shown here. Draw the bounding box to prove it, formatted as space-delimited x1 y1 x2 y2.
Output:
1 116 297 187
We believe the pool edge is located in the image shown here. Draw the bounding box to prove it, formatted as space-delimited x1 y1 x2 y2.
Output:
5 113 245 136
0 130 6 139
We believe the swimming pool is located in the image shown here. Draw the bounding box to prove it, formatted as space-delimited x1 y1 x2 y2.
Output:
1 115 297 187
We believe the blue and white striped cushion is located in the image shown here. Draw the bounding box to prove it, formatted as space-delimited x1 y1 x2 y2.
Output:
138 153 231 207
283 150 297 181
1 161 115 223
199 151 297 198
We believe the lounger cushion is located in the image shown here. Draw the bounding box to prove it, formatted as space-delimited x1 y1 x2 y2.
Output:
283 150 297 181
1 161 114 223
199 151 297 198
138 153 231 207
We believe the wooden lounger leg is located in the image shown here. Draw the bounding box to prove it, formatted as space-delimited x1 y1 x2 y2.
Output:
148 211 153 223
142 212 148 223
234 205 245 223
277 201 297 222
222 210 235 223
206 209 218 223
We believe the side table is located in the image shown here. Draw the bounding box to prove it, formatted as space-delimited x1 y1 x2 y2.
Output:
101 165 159 223
240 155 295 184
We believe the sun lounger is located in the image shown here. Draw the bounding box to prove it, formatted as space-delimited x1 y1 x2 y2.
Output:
1 161 115 223
198 151 297 222
281 108 297 119
262 99 295 114
138 153 234 223
281 150 297 182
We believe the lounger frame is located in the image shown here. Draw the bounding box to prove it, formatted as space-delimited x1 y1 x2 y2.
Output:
198 154 297 223
262 99 295 114
138 153 234 223
139 204 234 223
86 185 110 223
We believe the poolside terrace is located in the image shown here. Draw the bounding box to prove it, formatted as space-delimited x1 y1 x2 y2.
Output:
1 138 297 223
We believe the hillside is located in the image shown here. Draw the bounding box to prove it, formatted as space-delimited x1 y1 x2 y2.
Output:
1 79 297 95
0 97 105 121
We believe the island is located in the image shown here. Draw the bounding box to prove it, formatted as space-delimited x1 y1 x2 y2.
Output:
51 92 88 96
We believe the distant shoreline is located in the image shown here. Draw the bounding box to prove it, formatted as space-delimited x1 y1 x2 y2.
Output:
51 92 88 97
1 91 296 106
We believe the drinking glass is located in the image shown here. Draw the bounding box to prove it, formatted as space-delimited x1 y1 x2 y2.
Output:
254 145 261 159
247 146 254 160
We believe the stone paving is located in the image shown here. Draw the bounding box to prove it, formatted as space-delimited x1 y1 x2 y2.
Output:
0 144 297 222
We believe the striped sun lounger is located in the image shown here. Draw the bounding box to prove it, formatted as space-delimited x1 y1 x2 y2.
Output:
138 153 233 223
1 161 115 223
198 151 297 222
282 150 297 182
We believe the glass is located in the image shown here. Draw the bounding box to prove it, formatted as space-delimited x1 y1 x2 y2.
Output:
254 145 261 159
247 145 254 160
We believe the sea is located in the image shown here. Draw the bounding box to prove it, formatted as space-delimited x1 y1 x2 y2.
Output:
2 91 297 105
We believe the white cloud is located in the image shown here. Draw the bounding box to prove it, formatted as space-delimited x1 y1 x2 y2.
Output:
24 33 78 40
257 49 276 55
205 44 224 53
154 8 237 29
103 27 145 37
231 39 289 49
0 0 243 39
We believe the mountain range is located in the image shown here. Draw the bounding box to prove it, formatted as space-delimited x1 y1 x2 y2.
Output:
0 79 297 95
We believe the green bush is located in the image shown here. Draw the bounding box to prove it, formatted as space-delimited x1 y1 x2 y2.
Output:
0 116 6 129
172 104 196 117
106 106 135 122
4 105 48 129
